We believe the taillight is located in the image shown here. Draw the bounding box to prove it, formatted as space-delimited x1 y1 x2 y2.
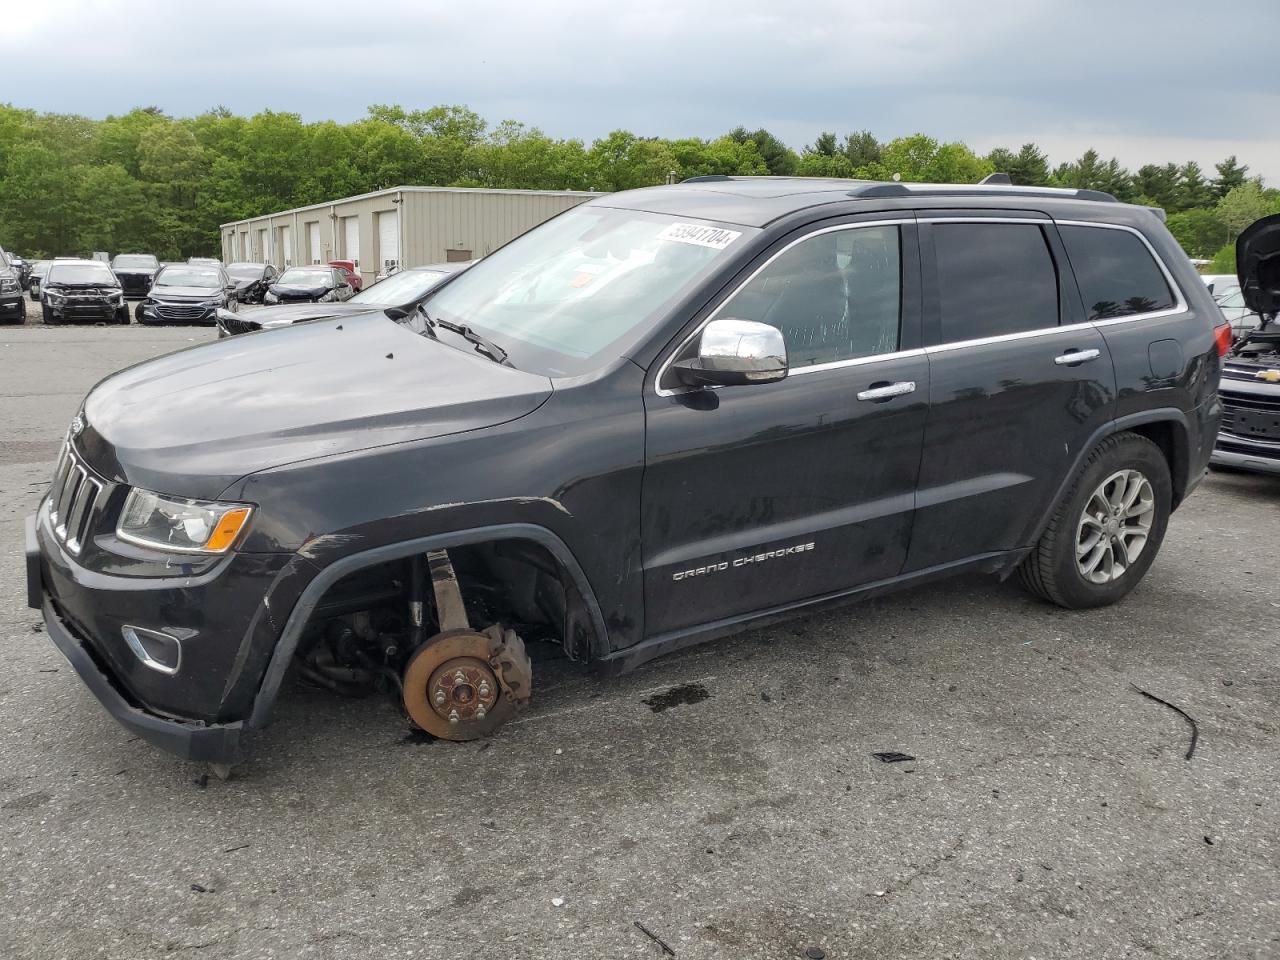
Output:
1214 321 1233 357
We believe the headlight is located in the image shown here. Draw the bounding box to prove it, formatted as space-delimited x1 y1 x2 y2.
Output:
116 489 254 554
46 290 65 302
319 290 337 302
111 291 125 304
264 291 279 304
0 277 17 293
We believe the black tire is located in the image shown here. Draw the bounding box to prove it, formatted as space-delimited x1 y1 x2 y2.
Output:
17 298 26 324
41 304 58 325
116 305 130 324
1017 432 1172 609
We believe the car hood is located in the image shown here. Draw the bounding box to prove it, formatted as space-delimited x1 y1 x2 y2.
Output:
248 302 373 329
1236 213 1280 316
77 312 554 499
150 285 222 300
270 283 331 297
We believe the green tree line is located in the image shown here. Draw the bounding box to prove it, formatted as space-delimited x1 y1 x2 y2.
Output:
0 102 1275 269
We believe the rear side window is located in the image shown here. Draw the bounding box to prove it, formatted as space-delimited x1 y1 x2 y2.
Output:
933 222 1059 343
1059 225 1176 321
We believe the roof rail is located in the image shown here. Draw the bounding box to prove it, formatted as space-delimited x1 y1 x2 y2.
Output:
980 172 1013 185
851 183 910 198
681 175 734 183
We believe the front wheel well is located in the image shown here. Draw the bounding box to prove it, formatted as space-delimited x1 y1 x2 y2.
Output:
301 536 602 664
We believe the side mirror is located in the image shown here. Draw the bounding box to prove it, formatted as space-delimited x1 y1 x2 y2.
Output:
671 318 787 388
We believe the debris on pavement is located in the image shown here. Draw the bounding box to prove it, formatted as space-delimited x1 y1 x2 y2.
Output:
190 883 209 893
633 920 676 956
550 897 565 907
643 682 711 713
805 948 827 959
872 751 915 764
1129 683 1199 760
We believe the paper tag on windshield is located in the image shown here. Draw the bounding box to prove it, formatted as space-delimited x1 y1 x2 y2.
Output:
658 223 742 250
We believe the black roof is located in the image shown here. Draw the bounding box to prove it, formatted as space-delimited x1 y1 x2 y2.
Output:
590 176 1125 228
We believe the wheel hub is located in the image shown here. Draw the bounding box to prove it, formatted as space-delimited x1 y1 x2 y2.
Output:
428 657 499 724
401 626 532 741
1075 468 1155 585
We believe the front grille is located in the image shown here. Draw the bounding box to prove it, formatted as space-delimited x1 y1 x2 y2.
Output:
156 302 210 320
48 445 106 555
1220 390 1280 444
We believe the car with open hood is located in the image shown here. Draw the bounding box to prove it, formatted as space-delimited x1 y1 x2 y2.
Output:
327 259 364 292
224 262 278 304
1212 213 1280 476
39 258 128 324
263 265 356 305
135 263 237 325
110 253 160 298
216 261 469 337
26 176 1227 770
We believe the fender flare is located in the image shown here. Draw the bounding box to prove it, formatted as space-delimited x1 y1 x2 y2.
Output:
245 523 611 732
1020 407 1192 552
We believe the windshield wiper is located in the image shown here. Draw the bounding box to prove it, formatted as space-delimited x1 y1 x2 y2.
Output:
412 302 440 338
436 318 512 366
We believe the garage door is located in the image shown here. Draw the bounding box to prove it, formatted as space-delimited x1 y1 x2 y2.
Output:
280 226 292 267
308 222 321 264
377 210 399 273
258 228 268 262
241 233 251 259
343 217 360 267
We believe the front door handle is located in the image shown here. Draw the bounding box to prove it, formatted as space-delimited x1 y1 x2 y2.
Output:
1054 348 1101 366
856 380 916 402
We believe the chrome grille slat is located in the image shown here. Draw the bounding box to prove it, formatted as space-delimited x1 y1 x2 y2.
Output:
47 445 108 556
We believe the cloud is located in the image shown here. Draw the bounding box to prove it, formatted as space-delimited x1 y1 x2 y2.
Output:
4 0 1277 180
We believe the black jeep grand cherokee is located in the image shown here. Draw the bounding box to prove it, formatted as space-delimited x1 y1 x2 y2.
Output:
26 177 1227 768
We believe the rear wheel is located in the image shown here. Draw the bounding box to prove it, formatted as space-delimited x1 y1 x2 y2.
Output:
1018 433 1171 609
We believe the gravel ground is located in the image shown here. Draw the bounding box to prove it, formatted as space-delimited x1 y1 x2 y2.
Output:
1 320 1278 960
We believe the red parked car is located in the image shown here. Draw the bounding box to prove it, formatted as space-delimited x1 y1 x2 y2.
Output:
327 260 363 292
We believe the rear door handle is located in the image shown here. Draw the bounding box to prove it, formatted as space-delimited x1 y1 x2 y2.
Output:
856 380 916 402
1054 348 1101 366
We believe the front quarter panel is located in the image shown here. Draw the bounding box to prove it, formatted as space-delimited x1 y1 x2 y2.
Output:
223 359 649 651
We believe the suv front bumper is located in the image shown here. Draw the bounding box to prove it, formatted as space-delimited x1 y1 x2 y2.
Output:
26 508 303 764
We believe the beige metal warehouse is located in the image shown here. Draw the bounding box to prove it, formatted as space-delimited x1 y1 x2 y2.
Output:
220 186 601 287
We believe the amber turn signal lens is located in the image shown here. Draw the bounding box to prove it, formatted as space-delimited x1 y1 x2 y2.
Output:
204 507 253 552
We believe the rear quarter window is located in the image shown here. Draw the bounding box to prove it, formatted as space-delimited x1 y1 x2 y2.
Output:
1058 225 1177 321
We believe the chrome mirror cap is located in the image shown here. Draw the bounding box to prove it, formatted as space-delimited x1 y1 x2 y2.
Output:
674 317 788 388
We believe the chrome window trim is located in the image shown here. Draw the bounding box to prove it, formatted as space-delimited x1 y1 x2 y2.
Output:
922 217 1189 354
654 218 914 397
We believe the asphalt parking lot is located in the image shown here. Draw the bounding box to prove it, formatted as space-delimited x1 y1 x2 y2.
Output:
1 319 1278 960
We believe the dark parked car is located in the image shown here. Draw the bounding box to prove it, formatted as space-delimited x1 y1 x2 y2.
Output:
26 177 1227 768
263 265 356 305
40 259 128 324
1212 214 1280 476
111 253 160 298
135 264 237 325
217 262 469 337
28 260 51 300
224 262 278 304
0 250 24 323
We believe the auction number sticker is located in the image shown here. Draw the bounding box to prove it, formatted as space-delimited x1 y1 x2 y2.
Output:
658 222 742 250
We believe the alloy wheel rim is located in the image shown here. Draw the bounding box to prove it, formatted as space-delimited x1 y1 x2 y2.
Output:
1075 469 1155 585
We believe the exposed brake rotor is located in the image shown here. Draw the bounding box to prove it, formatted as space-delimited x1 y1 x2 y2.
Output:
402 625 532 740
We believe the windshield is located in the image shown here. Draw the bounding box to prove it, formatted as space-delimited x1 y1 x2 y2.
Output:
425 207 754 376
226 263 265 279
47 263 116 285
279 268 333 285
353 269 447 305
112 254 158 269
32 260 50 275
155 267 221 288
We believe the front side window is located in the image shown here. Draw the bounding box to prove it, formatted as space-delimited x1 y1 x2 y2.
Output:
1058 225 1176 321
933 222 1059 343
712 224 902 368
425 206 755 376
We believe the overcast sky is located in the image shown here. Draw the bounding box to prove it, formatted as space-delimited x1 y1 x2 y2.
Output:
6 0 1278 182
